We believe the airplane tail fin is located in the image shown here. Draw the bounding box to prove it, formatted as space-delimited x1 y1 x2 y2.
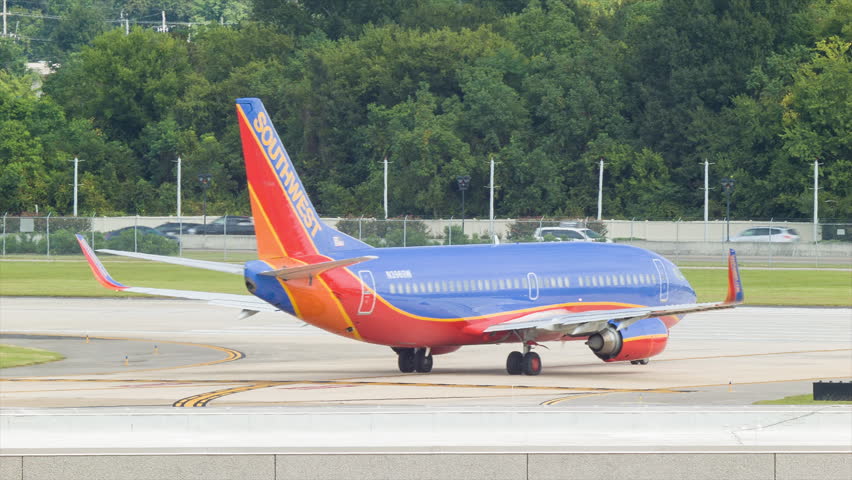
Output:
235 98 371 259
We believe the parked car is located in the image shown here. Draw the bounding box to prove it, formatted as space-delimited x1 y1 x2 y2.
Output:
533 227 612 243
730 227 800 243
104 226 176 241
186 216 255 235
154 222 201 237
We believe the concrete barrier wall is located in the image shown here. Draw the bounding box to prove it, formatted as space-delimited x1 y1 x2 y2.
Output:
2 453 850 480
2 407 849 479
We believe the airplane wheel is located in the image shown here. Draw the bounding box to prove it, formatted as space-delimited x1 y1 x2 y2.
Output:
415 349 433 373
506 351 523 375
631 359 650 365
522 352 542 376
397 348 416 373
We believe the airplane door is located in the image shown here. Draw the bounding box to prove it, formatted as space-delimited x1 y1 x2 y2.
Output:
357 270 376 315
652 259 669 302
527 272 539 300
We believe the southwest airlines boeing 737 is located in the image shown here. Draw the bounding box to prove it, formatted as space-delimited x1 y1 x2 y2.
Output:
76 97 744 376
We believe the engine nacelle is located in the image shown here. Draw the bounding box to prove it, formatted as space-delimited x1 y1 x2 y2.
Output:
587 317 669 362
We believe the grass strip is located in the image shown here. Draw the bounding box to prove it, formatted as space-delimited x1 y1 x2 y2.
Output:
686 268 851 306
754 394 852 405
0 344 65 369
1 258 849 306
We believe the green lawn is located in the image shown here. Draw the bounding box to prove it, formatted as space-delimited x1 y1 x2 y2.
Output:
754 394 852 405
0 256 849 306
0 344 65 368
685 268 851 306
0 258 244 297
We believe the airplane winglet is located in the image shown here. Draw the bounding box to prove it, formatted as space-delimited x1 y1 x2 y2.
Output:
75 234 127 291
724 248 744 305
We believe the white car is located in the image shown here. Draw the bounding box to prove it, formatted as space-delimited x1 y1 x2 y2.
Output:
533 227 611 243
730 227 800 243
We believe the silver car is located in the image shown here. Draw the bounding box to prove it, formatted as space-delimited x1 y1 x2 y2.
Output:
730 227 800 243
533 227 612 243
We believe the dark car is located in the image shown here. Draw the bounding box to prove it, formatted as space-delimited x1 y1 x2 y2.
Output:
186 216 255 235
104 226 177 241
154 222 201 237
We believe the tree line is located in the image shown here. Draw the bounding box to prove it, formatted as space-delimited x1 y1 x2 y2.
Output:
0 0 849 220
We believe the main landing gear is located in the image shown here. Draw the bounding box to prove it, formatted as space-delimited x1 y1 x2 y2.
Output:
630 359 650 365
506 343 542 376
395 347 433 373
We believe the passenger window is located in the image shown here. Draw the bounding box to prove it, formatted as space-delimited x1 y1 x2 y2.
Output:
389 284 396 294
563 277 570 288
618 274 625 285
498 279 506 290
513 278 520 289
476 279 483 291
427 282 434 293
579 277 584 287
556 277 563 288
522 277 529 288
404 283 411 294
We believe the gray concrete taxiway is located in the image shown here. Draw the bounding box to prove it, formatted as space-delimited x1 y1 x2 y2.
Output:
1 298 850 479
0 298 850 408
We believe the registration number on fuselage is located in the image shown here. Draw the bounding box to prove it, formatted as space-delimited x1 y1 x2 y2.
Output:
385 270 413 279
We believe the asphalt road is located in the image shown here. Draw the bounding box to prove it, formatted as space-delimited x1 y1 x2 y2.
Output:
1 298 850 408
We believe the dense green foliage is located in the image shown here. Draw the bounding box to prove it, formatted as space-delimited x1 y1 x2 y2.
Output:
0 0 849 220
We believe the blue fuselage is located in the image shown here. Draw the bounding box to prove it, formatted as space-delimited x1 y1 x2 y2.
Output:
247 242 696 322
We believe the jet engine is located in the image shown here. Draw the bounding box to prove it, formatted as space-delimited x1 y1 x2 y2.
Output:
587 317 669 362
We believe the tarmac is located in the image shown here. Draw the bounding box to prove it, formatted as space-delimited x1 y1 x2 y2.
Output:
1 298 850 479
0 298 850 408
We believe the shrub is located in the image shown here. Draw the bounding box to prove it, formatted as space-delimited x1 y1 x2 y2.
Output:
105 230 178 255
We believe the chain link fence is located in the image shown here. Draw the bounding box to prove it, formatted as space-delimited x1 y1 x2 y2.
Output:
2 214 850 264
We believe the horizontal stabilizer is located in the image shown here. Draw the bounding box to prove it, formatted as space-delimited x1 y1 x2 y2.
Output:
259 256 378 281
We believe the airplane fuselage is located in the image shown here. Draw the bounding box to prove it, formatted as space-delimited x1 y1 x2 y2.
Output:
244 241 695 349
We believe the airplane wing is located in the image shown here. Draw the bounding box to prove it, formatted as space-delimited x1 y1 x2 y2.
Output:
75 234 278 313
95 248 244 274
475 249 744 337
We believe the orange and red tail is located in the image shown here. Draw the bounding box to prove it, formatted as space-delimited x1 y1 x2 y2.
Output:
236 98 370 260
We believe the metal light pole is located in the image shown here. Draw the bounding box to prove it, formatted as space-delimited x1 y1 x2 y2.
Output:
175 157 182 218
456 175 471 236
68 157 83 216
597 158 604 221
721 178 735 242
488 156 496 240
813 159 820 243
382 155 390 219
198 173 212 227
702 160 714 242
